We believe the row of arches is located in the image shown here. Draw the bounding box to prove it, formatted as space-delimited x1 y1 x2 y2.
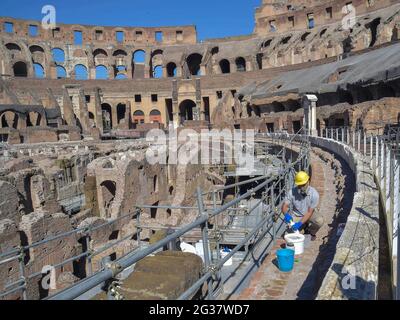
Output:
100 104 163 131
0 111 43 129
219 57 247 74
6 42 246 79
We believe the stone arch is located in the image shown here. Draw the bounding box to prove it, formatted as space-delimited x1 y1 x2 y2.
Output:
235 57 246 72
74 64 88 80
133 50 146 63
93 48 108 58
133 110 145 124
5 43 21 52
219 59 230 74
113 49 128 57
366 18 381 47
88 112 95 127
152 65 163 78
166 62 177 77
29 45 45 54
101 103 112 132
56 65 67 78
179 99 196 124
116 103 126 124
13 61 28 77
149 109 162 123
27 112 41 127
95 65 108 79
100 180 116 219
51 48 65 63
132 50 146 78
186 53 203 76
33 63 45 78
0 111 19 129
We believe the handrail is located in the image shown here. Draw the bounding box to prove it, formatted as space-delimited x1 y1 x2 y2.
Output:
319 126 400 300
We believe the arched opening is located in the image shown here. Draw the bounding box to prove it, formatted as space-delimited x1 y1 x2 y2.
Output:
149 109 162 123
56 65 66 79
133 110 145 124
5 43 21 52
27 112 41 127
115 65 127 79
93 48 108 58
0 115 8 128
88 112 95 127
366 18 381 47
301 32 311 41
101 103 112 132
153 65 163 78
269 102 285 113
0 112 18 129
95 65 108 79
74 64 88 80
219 59 230 74
33 63 45 78
116 103 126 124
235 57 246 72
13 61 27 77
186 53 203 76
179 99 196 124
392 27 399 41
51 48 65 63
29 45 44 54
113 49 127 57
133 50 145 63
166 62 177 77
153 175 158 193
256 53 263 70
280 35 292 45
100 180 116 218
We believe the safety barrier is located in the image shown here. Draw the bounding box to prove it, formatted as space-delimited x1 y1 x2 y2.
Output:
319 127 399 299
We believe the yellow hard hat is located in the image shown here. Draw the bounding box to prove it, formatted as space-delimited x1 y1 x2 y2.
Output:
295 171 310 186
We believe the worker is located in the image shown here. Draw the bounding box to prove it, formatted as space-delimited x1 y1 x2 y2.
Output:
281 171 324 241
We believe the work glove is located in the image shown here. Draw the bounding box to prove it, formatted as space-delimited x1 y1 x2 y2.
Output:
284 213 293 224
292 222 303 231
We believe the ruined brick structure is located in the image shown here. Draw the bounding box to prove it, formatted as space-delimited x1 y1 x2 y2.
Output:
0 0 399 143
1 0 400 300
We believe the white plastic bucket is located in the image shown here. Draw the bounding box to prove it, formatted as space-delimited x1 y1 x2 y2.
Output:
284 233 305 255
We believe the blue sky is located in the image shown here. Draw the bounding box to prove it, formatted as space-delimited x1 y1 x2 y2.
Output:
1 0 262 41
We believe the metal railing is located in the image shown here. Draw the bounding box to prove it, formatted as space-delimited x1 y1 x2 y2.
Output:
0 130 310 300
321 126 400 300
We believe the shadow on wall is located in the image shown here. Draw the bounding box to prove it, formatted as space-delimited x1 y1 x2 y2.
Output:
330 263 376 300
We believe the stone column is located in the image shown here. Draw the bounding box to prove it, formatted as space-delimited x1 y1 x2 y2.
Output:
172 101 179 129
94 88 103 133
302 94 318 136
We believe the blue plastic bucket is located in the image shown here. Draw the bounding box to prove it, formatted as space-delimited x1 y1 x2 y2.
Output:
276 249 295 272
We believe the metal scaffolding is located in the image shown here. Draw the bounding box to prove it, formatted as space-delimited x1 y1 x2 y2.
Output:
0 132 311 300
